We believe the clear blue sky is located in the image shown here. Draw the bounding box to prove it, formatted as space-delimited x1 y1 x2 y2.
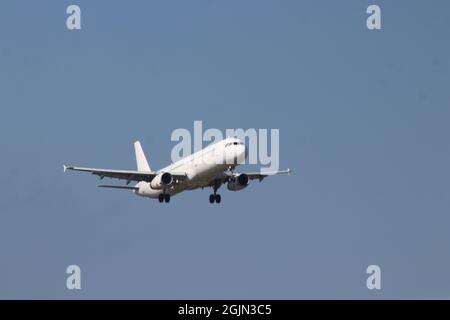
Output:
1 0 449 299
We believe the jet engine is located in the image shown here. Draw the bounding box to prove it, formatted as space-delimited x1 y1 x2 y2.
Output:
227 173 249 191
150 172 173 189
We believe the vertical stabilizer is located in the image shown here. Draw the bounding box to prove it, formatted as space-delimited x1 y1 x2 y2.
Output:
134 141 151 172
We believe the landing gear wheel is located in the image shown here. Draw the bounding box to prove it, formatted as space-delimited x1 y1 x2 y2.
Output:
158 194 164 203
164 194 170 203
209 194 221 203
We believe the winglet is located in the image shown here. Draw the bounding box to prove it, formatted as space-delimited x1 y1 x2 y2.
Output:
63 165 74 173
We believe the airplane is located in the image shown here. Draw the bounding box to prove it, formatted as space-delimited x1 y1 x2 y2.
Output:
64 137 291 204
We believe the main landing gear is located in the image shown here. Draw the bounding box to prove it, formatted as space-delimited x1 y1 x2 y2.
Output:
209 193 221 204
158 193 170 203
209 180 222 204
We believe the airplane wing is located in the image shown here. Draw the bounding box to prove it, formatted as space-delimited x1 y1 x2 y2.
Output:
207 168 291 188
63 165 187 184
242 168 291 181
97 185 139 190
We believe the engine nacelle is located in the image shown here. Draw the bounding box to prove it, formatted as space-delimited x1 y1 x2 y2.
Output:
150 172 173 189
227 173 249 191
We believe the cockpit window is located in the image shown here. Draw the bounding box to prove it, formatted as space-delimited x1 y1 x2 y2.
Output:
226 141 244 147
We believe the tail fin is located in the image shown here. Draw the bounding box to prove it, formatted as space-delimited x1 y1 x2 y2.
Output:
134 141 152 172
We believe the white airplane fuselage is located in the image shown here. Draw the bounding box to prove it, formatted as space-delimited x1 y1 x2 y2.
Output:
135 137 246 199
